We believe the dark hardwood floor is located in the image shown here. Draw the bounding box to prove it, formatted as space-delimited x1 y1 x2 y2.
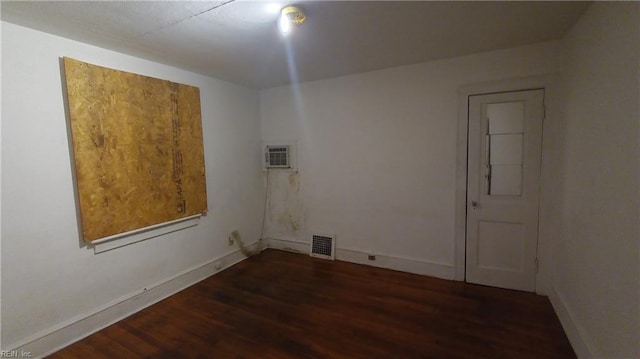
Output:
49 249 575 358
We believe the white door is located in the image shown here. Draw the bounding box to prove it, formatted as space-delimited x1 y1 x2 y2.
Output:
466 89 544 292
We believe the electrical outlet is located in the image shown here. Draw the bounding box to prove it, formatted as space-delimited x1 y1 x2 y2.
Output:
368 255 376 261
228 236 234 246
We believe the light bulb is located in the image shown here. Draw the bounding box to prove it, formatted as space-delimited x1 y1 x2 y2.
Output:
278 6 305 36
279 12 292 35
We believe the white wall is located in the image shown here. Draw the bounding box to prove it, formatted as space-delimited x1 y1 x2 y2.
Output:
1 22 264 352
260 41 561 278
550 3 640 358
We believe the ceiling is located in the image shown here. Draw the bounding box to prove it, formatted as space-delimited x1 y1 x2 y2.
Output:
1 1 590 89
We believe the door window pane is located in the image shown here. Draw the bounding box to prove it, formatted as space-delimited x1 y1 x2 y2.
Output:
490 165 522 196
486 102 524 196
490 134 522 165
487 102 524 134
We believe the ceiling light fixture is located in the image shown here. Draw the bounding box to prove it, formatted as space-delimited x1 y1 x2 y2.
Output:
278 5 306 36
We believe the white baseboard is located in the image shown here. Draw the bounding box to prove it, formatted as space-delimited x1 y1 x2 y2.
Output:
7 241 264 358
266 238 454 280
548 286 595 358
336 247 454 280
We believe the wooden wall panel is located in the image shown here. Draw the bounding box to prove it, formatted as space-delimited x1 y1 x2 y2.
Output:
63 57 207 242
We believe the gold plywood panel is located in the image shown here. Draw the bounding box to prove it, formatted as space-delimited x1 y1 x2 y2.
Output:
63 57 207 242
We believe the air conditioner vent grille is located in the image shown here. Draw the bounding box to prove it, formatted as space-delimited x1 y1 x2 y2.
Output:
265 145 290 168
310 234 335 260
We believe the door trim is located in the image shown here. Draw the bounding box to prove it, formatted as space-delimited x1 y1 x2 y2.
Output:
455 74 557 294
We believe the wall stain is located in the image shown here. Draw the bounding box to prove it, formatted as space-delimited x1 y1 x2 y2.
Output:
266 172 303 237
289 173 298 188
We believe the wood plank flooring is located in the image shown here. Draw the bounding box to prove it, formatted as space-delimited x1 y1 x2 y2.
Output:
49 249 575 358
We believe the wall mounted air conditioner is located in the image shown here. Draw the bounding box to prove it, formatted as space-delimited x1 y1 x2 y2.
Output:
263 141 297 170
265 145 290 168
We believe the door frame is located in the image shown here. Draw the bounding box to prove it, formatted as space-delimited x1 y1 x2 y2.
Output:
455 75 558 294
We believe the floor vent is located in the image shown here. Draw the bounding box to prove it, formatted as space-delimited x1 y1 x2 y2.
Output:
310 234 335 260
